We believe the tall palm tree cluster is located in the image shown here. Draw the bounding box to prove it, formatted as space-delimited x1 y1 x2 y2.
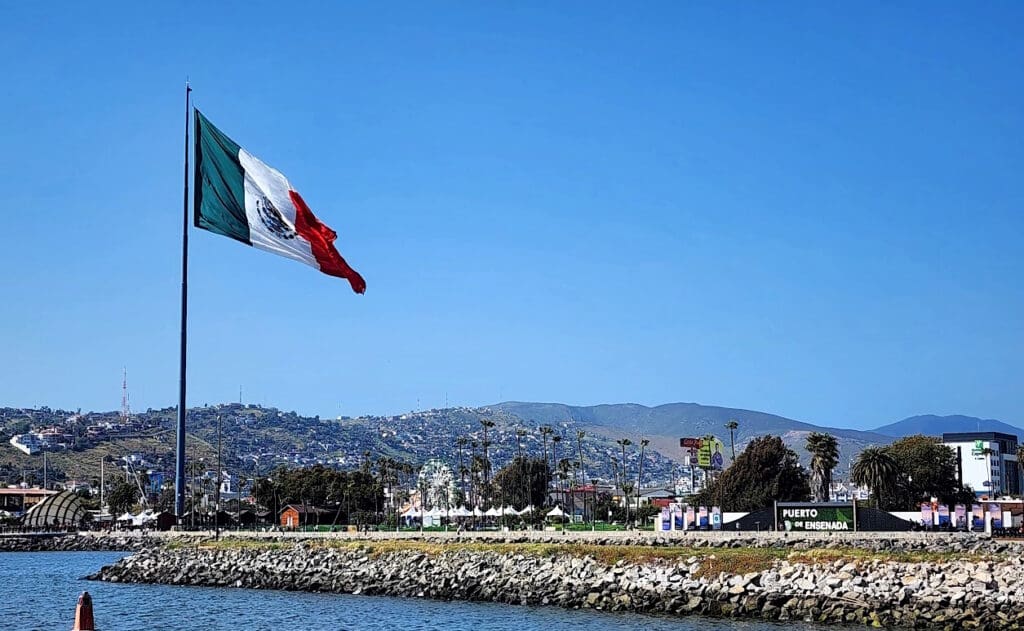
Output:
449 420 603 515
438 420 656 527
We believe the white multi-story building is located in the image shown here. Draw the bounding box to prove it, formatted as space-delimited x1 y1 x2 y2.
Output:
943 432 1020 498
829 481 870 502
9 434 42 455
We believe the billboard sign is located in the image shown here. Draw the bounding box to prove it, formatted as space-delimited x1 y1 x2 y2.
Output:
954 504 967 529
920 503 933 526
697 436 726 470
937 504 950 526
680 437 702 449
698 506 709 528
988 503 1002 529
668 502 683 530
777 503 855 531
711 506 722 530
685 505 695 530
971 504 984 531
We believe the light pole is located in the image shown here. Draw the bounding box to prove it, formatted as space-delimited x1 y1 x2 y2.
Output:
215 414 222 539
100 456 106 513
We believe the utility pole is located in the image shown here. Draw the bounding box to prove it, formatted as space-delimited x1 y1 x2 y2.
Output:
100 457 105 511
189 458 195 530
215 414 222 539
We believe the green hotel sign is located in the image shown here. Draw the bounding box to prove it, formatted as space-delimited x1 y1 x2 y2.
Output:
777 503 855 531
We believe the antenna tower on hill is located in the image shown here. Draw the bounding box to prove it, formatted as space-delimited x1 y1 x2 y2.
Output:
121 367 131 423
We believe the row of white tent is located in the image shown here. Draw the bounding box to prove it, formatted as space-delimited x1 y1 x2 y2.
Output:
116 509 159 527
400 505 567 519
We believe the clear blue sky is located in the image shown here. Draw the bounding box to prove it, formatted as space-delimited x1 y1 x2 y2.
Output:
3 2 1022 429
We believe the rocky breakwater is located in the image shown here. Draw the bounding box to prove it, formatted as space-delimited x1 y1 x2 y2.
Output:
91 539 1024 629
0 533 161 552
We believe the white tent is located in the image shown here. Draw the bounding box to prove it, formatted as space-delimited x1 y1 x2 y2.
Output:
502 505 518 516
484 507 502 517
132 509 156 527
472 506 484 517
401 506 421 518
517 505 534 515
452 506 472 518
117 512 134 522
426 507 445 519
546 506 565 517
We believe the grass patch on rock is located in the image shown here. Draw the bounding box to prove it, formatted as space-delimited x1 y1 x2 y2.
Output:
196 538 984 573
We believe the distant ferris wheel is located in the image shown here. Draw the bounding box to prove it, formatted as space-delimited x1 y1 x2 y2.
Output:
417 459 456 508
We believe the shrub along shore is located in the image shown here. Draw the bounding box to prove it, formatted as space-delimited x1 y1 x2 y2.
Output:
82 533 1024 630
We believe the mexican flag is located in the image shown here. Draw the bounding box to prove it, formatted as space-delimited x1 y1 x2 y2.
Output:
193 110 366 293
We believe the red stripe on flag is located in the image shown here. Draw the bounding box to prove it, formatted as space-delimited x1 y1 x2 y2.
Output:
289 190 366 294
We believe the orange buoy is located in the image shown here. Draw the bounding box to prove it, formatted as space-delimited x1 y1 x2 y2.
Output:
72 591 95 631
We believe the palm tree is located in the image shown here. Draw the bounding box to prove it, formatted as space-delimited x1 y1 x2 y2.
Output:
851 447 898 508
539 426 553 476
806 432 840 503
555 458 571 530
981 447 996 495
552 434 564 513
616 438 632 526
725 420 739 461
469 440 480 507
515 429 528 508
1017 445 1024 495
635 438 649 524
480 419 496 488
576 430 587 524
456 437 467 500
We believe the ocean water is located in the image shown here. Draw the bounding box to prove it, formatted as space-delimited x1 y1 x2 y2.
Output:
0 552 830 631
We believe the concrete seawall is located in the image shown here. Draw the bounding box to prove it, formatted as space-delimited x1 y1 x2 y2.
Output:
88 534 1024 629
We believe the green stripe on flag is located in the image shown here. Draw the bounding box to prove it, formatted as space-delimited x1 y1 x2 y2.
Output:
194 110 250 245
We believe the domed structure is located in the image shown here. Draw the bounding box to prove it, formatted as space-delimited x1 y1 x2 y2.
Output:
22 490 88 528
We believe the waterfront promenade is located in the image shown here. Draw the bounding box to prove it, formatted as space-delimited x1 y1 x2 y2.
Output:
73 527 995 544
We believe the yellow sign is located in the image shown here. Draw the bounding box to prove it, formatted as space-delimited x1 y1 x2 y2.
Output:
697 436 725 470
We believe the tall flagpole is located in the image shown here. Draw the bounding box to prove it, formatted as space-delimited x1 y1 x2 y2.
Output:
175 81 192 519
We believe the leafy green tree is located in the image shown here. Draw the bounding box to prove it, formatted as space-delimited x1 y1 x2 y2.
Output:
692 435 809 511
805 432 839 502
886 434 968 508
851 446 897 508
492 456 551 509
259 464 384 524
107 481 139 515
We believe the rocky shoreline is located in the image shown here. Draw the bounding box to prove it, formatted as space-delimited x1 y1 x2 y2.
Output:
89 535 1024 629
0 533 159 552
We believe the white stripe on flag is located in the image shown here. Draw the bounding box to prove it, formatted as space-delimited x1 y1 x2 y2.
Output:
238 148 319 270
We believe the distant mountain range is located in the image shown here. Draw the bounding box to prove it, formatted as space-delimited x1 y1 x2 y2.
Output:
4 399 1020 488
489 402 1023 475
872 414 1024 439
